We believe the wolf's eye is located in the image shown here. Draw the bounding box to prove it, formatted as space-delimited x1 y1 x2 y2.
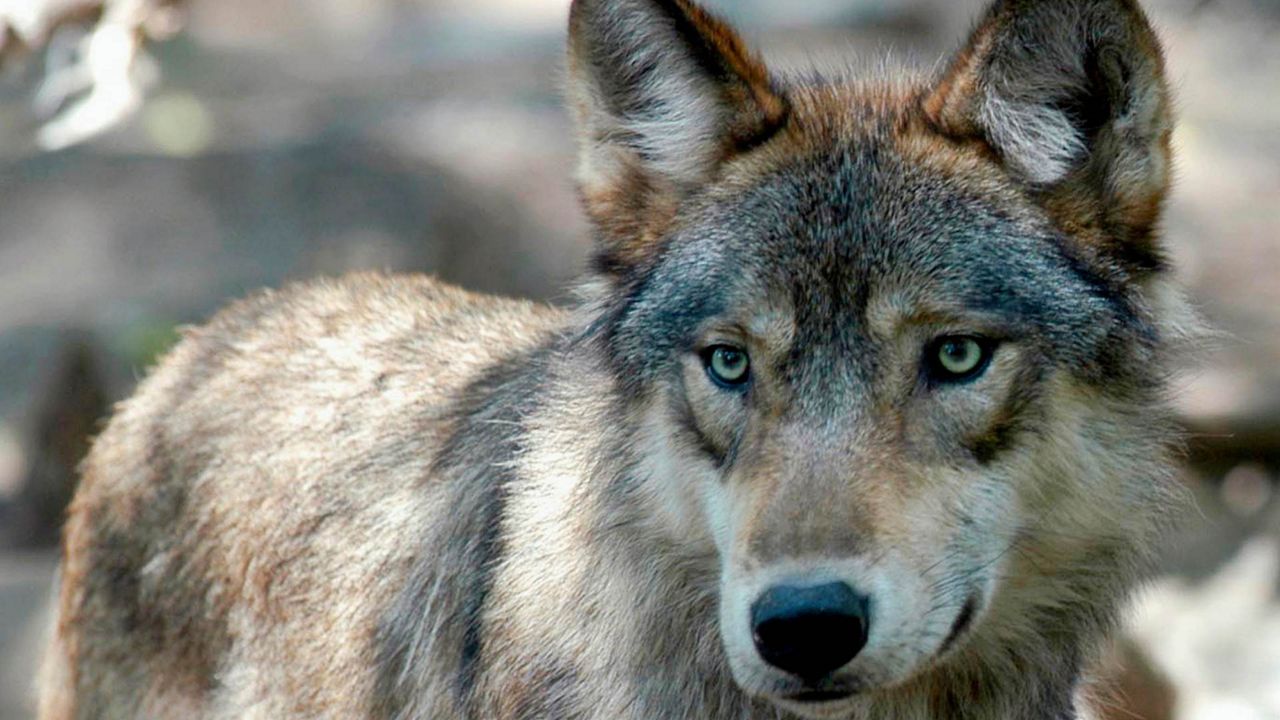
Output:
926 336 993 383
703 345 750 388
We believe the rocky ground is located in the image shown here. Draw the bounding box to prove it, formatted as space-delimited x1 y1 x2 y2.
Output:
0 0 1277 717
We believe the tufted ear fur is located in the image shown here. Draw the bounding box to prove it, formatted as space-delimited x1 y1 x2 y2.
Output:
567 0 788 275
923 0 1174 273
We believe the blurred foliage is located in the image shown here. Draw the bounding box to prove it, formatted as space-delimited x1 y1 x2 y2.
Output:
118 319 179 371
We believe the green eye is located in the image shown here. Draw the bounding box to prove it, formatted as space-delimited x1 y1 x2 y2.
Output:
928 336 993 383
704 345 750 387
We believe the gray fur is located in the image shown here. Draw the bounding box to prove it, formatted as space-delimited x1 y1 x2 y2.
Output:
40 1 1193 719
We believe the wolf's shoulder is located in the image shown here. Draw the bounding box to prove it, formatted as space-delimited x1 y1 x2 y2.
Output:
60 272 569 716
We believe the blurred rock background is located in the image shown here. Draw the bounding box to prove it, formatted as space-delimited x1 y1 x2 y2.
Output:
0 0 1276 717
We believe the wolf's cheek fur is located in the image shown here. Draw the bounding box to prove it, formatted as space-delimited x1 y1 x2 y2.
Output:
901 341 1049 466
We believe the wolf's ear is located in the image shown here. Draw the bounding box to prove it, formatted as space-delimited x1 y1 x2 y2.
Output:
568 0 787 273
923 0 1174 272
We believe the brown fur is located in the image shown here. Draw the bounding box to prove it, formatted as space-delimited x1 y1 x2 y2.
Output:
922 0 1174 272
43 277 564 718
41 1 1194 718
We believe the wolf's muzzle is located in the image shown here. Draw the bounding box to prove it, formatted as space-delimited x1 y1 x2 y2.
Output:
750 581 870 683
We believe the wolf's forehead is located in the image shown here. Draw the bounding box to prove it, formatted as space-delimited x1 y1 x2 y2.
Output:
675 143 1127 350
615 135 1137 392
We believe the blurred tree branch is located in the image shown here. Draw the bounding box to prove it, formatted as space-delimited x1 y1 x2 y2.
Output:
0 0 184 150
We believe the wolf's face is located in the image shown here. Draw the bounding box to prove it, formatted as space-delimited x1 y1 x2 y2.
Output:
568 0 1181 715
615 136 1126 707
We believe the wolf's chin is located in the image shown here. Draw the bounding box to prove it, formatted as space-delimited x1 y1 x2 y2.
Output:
771 694 860 720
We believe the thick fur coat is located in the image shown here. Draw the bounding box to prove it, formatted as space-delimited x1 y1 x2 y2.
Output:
40 1 1196 718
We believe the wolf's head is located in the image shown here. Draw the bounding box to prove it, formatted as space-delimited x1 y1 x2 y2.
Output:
567 0 1191 715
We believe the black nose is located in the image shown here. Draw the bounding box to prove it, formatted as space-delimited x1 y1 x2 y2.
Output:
750 581 870 682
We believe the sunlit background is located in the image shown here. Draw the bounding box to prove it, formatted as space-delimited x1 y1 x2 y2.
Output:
1 0 1278 717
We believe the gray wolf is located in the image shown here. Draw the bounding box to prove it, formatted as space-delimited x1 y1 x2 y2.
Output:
38 0 1196 717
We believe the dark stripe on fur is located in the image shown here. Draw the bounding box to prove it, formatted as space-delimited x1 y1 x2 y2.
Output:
90 304 281 698
370 341 557 718
964 359 1048 465
671 373 733 466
